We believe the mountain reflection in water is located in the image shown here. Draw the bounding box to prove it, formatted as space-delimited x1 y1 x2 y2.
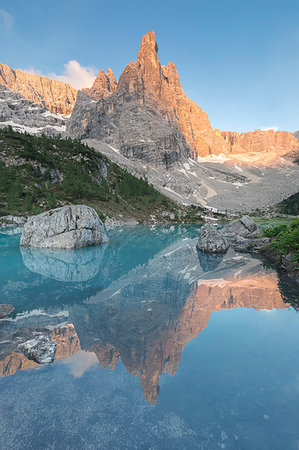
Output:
0 231 292 405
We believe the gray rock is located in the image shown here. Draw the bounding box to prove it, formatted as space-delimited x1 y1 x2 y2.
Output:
221 215 261 239
65 89 190 169
0 304 14 319
196 224 229 253
20 205 109 249
0 215 27 226
0 85 66 136
18 335 56 364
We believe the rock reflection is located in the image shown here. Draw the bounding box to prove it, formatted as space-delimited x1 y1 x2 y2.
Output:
0 324 81 376
20 244 108 282
67 241 289 404
0 237 291 405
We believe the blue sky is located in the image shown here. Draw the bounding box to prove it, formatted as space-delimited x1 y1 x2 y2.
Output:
0 0 298 132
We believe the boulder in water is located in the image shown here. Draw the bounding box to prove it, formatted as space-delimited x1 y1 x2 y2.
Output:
20 205 109 249
196 224 229 254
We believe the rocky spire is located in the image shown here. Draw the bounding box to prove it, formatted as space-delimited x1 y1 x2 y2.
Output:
83 68 118 100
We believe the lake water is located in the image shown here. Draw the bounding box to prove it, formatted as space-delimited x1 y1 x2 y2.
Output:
0 225 298 449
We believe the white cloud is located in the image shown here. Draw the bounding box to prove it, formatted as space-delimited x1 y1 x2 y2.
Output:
22 66 42 76
48 60 97 89
261 126 279 132
0 8 14 30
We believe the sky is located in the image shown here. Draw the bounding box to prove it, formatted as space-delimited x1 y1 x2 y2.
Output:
0 0 298 132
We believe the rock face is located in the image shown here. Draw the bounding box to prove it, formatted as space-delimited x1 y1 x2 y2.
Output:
66 31 227 162
292 131 299 141
221 129 299 156
196 224 229 253
0 86 66 135
66 31 299 162
18 335 56 364
0 304 14 319
20 205 109 249
0 63 77 116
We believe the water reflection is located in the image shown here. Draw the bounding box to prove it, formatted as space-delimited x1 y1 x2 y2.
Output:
20 245 108 282
0 235 292 404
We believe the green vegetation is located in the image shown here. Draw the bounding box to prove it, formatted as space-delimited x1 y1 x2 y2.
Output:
263 220 299 269
276 192 299 216
0 127 205 223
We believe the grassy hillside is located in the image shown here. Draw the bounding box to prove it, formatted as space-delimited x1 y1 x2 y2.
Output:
0 127 206 223
263 220 299 270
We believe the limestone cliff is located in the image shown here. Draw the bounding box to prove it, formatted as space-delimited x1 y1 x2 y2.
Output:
67 31 299 160
221 129 299 156
0 63 77 116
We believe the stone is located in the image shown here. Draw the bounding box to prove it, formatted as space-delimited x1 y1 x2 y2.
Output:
18 335 56 364
0 63 77 116
20 205 109 249
0 304 14 319
221 216 262 239
196 224 229 253
0 215 27 226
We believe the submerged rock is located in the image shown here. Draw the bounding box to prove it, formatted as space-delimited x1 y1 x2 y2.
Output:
20 205 109 249
0 304 15 319
196 224 229 253
18 335 56 364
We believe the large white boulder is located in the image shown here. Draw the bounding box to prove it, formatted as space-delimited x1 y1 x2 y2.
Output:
20 205 109 249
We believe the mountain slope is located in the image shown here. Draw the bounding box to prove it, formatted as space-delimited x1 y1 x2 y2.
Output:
0 85 66 135
0 63 77 116
66 31 299 161
0 127 206 222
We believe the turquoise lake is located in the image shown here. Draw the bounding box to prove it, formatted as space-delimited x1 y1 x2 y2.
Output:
0 225 298 449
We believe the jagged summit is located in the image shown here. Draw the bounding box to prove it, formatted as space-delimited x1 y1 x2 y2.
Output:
0 63 77 116
66 30 228 158
82 67 117 100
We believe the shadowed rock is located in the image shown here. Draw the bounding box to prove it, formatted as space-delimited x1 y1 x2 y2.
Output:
0 304 14 319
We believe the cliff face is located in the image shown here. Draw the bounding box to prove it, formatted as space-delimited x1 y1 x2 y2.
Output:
66 31 228 159
0 63 77 116
221 129 299 156
67 31 299 160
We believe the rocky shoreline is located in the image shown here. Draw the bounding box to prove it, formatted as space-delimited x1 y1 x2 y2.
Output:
196 216 299 285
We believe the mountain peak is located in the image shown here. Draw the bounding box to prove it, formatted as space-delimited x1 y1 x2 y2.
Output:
140 31 158 53
83 67 117 100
